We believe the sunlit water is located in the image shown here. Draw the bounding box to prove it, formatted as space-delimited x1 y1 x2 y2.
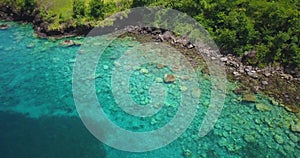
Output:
0 21 299 158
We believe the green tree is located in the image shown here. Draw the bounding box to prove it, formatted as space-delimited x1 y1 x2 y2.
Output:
14 0 36 11
131 0 155 7
73 0 85 18
89 0 105 19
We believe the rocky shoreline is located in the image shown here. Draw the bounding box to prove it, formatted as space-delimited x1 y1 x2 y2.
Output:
1 5 299 116
122 26 300 116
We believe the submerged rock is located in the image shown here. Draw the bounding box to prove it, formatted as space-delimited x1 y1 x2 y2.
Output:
244 134 255 143
180 75 190 81
140 68 149 74
274 135 284 144
164 74 176 83
285 106 299 113
183 149 193 158
156 64 165 69
103 65 109 70
155 77 163 83
180 86 188 92
114 61 121 67
242 93 256 102
192 89 201 98
255 103 270 111
288 133 299 142
291 123 300 133
26 42 35 48
0 24 9 30
60 40 81 47
269 98 279 106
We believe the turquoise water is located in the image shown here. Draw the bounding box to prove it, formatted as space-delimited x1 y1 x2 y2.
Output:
0 21 299 158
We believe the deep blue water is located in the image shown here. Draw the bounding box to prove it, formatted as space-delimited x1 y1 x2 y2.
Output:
0 21 299 158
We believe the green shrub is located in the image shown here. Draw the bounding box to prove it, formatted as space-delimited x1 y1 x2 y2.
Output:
73 0 85 18
89 0 104 19
131 0 155 7
2 0 36 11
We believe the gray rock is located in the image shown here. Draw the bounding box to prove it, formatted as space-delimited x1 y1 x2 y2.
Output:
159 31 176 42
280 73 293 80
247 71 258 78
158 34 164 41
220 57 228 62
152 29 162 35
239 68 245 74
187 44 194 49
227 61 239 68
176 37 189 46
245 66 253 71
261 81 268 85
264 72 271 77
233 71 240 77
253 86 260 93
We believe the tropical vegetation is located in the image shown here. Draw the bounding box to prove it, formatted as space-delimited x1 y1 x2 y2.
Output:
1 0 299 69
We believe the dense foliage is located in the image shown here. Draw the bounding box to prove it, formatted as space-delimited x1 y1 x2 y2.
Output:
89 0 105 19
0 0 36 11
1 0 299 69
136 0 300 68
73 0 85 18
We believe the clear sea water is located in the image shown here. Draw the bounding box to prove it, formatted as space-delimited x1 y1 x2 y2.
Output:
0 21 299 158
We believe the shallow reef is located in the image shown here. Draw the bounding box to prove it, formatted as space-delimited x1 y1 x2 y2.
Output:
0 21 299 158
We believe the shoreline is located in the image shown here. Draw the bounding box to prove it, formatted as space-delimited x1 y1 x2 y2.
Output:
0 5 91 38
122 27 300 115
1 6 299 116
